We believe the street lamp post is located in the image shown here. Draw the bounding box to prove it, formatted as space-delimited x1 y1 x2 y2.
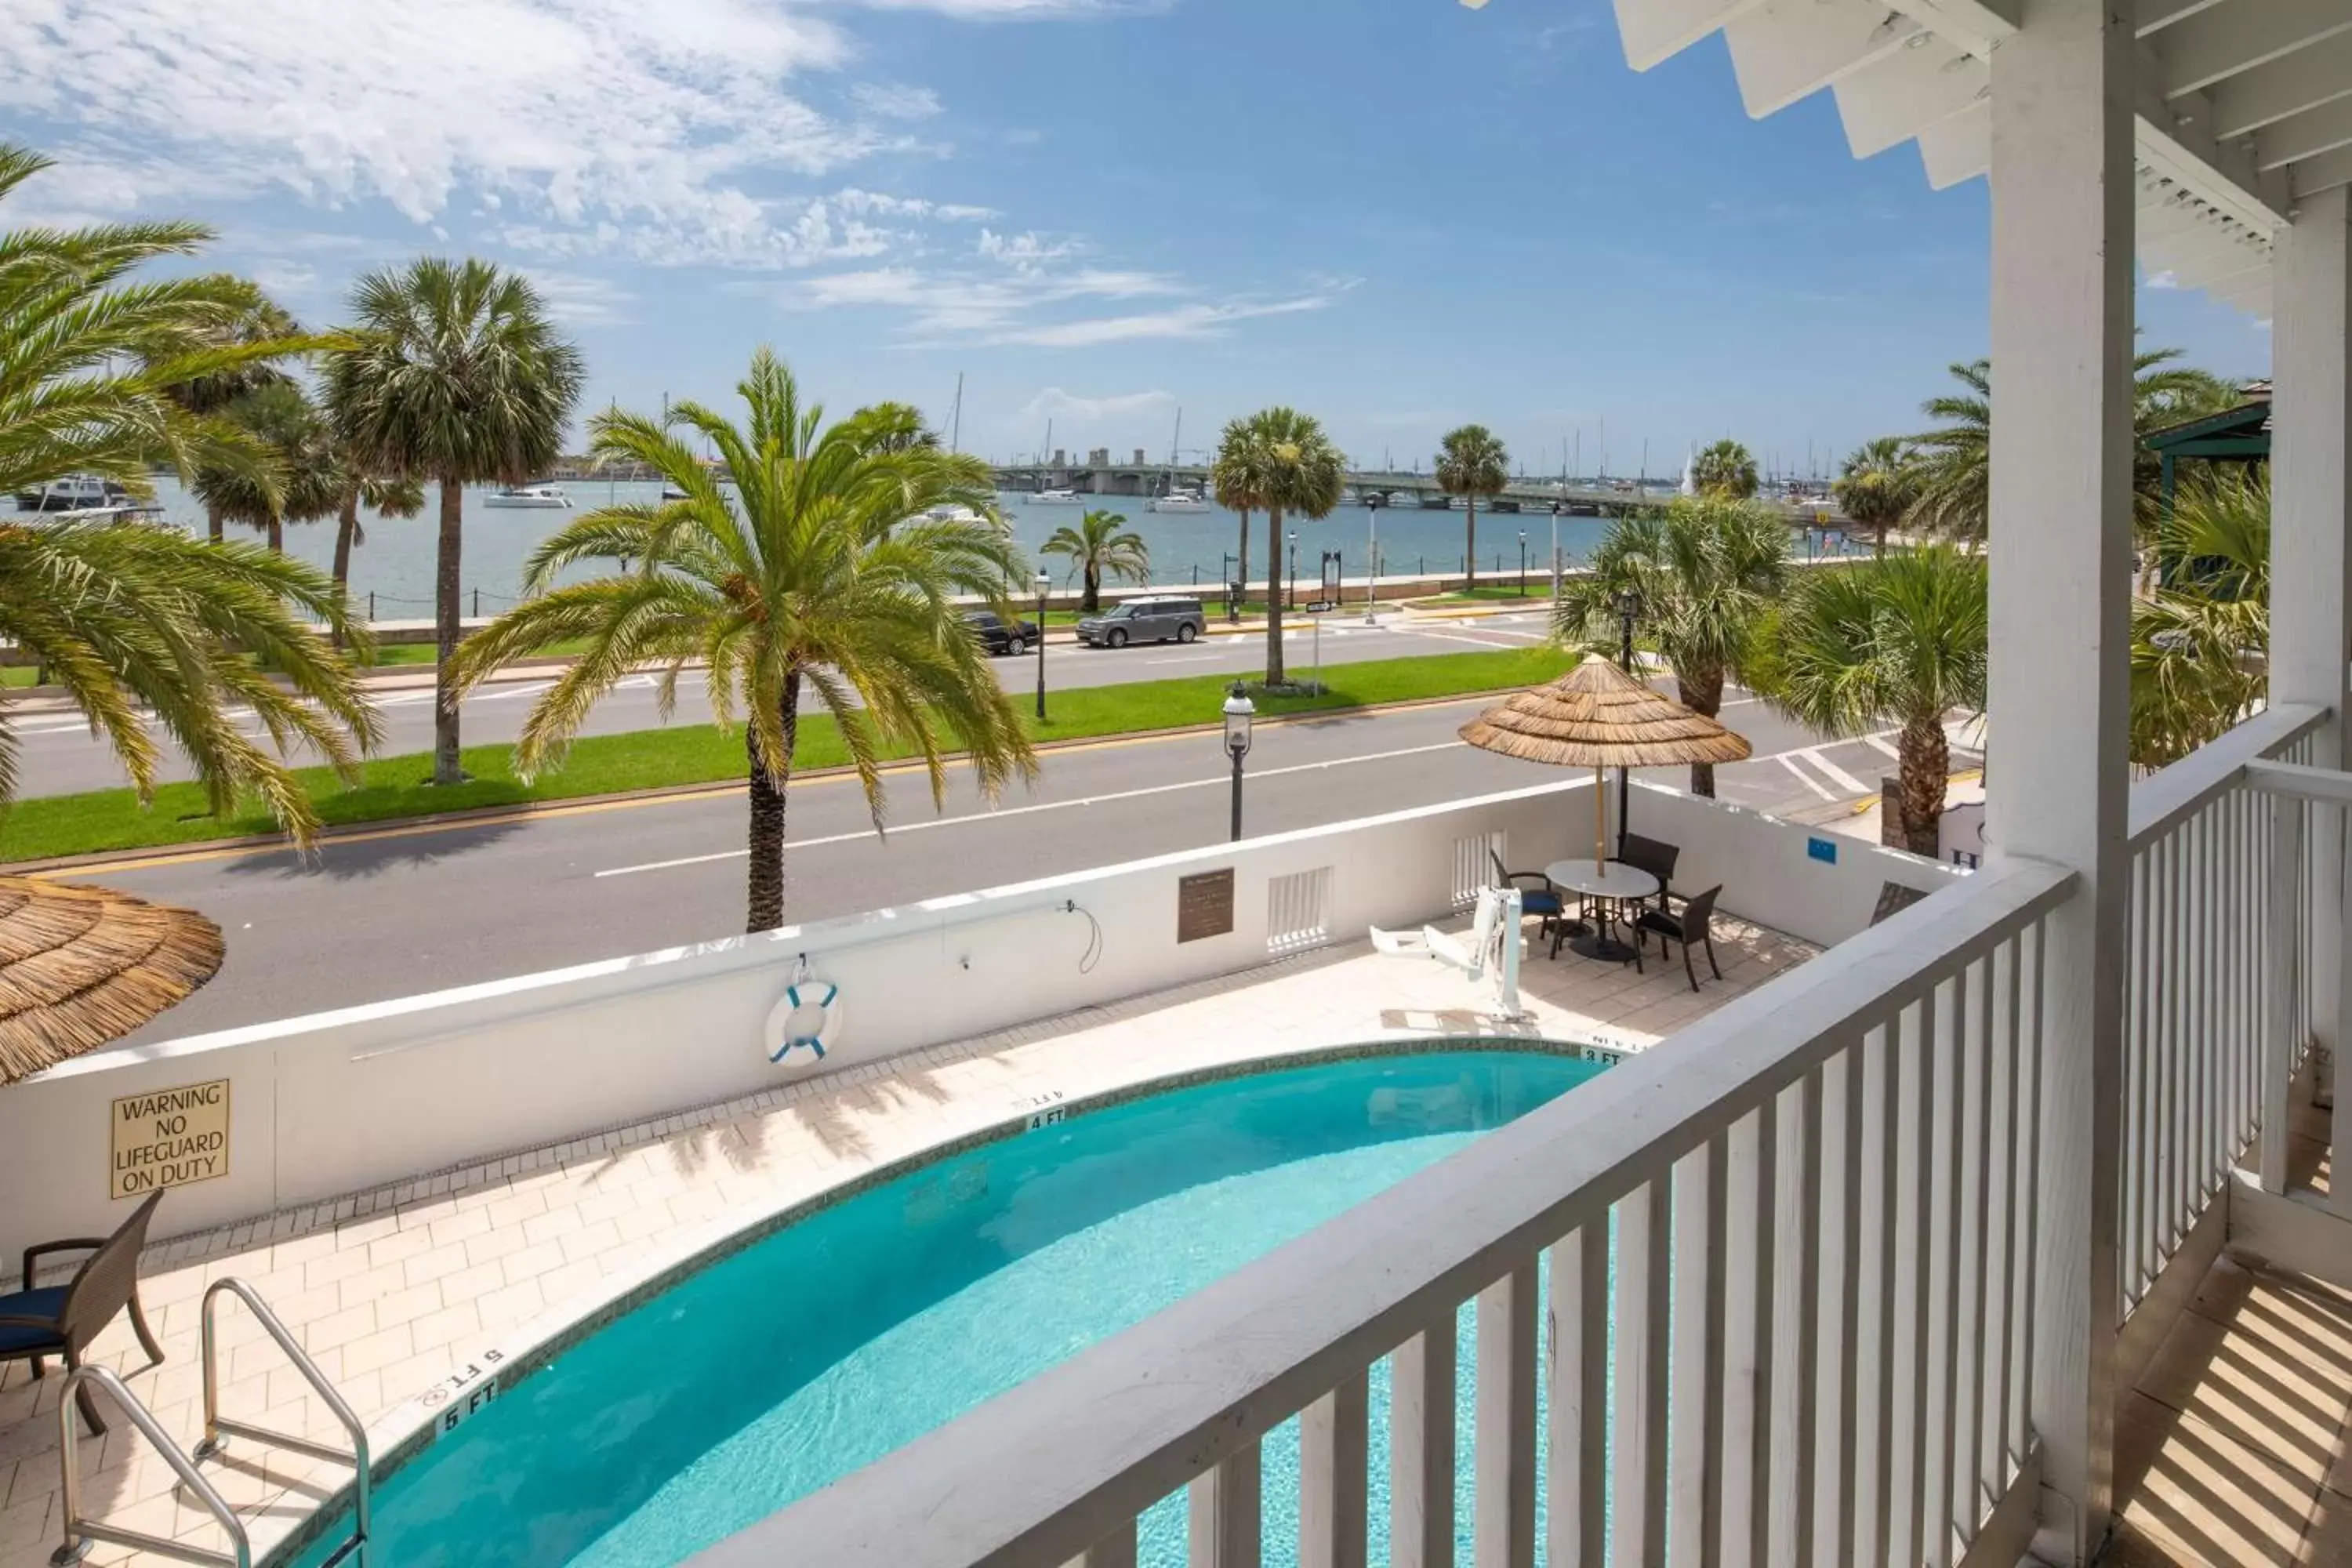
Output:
1364 493 1382 624
1548 500 1564 603
1615 587 1641 853
1518 531 1527 597
1287 532 1299 612
1034 571 1051 721
1223 682 1255 841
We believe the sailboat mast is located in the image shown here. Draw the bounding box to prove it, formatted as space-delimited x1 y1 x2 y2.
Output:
949 372 964 454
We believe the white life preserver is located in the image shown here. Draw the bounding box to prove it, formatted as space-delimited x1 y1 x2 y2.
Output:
765 978 839 1065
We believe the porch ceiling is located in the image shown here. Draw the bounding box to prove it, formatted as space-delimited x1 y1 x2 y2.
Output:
1566 0 2352 317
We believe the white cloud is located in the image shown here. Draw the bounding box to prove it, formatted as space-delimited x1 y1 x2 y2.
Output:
527 270 638 327
1018 387 1174 423
786 263 1180 336
935 203 999 222
978 227 1075 269
0 0 926 264
1001 296 1332 347
851 82 945 119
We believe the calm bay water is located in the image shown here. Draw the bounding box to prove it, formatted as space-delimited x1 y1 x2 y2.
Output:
134 478 1860 615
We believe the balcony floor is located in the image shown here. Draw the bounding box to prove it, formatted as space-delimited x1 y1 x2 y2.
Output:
0 913 1809 1567
2112 1254 2352 1566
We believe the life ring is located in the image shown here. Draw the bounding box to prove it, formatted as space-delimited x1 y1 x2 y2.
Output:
765 979 839 1064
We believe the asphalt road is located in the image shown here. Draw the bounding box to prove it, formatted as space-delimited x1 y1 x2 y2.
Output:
10 610 1561 799
85 691 1980 1042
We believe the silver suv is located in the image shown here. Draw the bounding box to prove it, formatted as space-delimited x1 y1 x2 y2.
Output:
1075 596 1207 648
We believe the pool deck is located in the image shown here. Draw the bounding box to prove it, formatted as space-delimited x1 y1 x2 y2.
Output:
0 912 1813 1567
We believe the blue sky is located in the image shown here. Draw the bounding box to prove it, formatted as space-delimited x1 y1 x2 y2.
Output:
0 0 2266 478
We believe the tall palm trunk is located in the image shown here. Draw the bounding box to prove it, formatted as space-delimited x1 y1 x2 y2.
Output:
1896 714 1951 858
205 503 223 543
1233 508 1250 622
1464 498 1478 590
331 492 360 649
1678 662 1726 798
746 670 803 931
1083 562 1101 614
433 475 465 785
1264 506 1287 685
266 516 284 553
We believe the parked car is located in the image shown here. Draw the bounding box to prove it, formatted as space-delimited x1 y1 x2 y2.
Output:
1074 596 1207 648
964 609 1041 656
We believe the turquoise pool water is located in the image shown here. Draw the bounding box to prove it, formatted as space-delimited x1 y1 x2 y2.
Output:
289 1048 1605 1567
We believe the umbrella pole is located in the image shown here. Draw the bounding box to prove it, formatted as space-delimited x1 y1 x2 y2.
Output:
1594 765 1606 873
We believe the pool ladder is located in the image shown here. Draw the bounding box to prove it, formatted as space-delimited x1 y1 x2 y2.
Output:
51 1277 370 1568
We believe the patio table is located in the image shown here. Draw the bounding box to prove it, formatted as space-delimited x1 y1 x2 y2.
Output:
1544 858 1661 963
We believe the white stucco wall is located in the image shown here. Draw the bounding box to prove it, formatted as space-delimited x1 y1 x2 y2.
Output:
0 779 1951 1272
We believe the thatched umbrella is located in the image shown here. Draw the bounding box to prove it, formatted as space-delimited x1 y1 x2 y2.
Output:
1460 654 1752 873
0 877 224 1086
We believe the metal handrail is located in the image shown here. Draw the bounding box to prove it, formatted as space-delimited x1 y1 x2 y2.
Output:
196 1277 369 1566
52 1364 250 1567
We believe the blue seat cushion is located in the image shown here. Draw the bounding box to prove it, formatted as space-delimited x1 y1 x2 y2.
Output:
0 1287 67 1356
1519 891 1564 915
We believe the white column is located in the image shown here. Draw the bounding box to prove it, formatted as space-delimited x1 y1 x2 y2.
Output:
1984 1 2133 1559
2270 184 2352 1211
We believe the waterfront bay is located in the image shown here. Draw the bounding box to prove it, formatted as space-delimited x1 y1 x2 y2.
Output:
128 477 1861 612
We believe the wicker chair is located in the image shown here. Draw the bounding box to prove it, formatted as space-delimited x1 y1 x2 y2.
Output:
1488 849 1575 945
0 1191 166 1434
1616 831 1682 917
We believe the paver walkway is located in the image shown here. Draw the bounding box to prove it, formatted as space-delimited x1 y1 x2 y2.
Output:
0 913 1810 1566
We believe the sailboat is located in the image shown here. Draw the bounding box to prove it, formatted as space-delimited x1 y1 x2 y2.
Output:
1149 408 1210 512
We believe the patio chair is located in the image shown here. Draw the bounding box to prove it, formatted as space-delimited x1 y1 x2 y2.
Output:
1634 884 1724 993
0 1190 166 1436
1487 849 1573 944
1617 832 1682 917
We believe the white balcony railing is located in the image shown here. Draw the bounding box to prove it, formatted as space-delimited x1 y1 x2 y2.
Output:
706 855 2074 1568
688 705 2342 1568
2120 702 2326 1314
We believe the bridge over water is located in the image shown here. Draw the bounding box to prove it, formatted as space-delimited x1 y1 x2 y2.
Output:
988 463 1846 522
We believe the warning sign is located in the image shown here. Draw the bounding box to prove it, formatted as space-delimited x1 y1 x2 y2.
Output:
110 1080 230 1198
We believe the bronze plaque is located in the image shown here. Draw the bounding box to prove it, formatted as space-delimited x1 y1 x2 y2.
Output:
1177 868 1236 943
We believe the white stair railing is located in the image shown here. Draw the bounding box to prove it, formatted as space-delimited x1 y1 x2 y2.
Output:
696 856 2074 1568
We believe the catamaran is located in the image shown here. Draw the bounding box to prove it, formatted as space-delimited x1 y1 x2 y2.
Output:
1030 488 1083 505
1146 410 1209 511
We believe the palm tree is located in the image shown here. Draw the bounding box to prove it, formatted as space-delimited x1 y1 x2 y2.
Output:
1554 497 1789 797
1831 437 1918 556
1211 416 1265 619
848 401 938 453
445 350 1035 931
1690 439 1759 500
324 259 585 786
2130 472 2268 768
0 524 379 840
1906 347 2239 544
1238 408 1346 685
328 463 426 620
162 283 303 542
1768 546 1988 856
1436 424 1508 590
191 381 343 552
0 147 294 510
1042 509 1150 613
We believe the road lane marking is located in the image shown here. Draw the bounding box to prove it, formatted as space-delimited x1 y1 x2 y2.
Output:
1864 734 1901 759
594 741 1468 878
1143 655 1225 666
1397 627 1534 650
1802 747 1871 794
1775 754 1837 800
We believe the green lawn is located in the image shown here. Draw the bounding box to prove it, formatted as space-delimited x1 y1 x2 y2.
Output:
0 644 1571 863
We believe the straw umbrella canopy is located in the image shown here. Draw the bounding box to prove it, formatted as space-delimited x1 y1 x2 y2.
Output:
0 877 224 1086
1460 654 1751 872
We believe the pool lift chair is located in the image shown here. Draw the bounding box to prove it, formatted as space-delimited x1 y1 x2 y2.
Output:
1370 884 1526 1018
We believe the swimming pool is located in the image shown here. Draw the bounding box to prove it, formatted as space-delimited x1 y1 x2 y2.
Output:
285 1046 1609 1567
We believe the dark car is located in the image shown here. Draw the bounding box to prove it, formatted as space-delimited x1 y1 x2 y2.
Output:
965 609 1042 656
1073 596 1207 648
